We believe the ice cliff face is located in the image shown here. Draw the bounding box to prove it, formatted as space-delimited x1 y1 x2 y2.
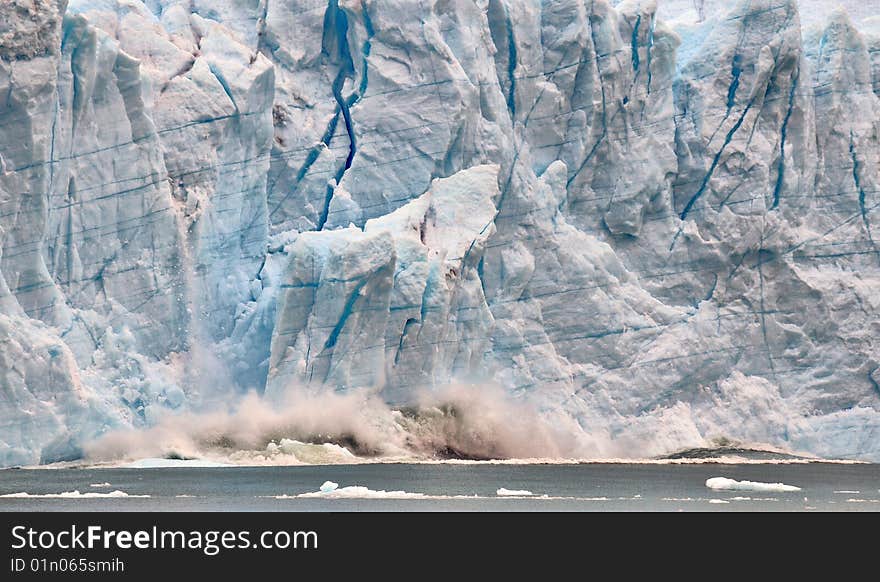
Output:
1 0 879 465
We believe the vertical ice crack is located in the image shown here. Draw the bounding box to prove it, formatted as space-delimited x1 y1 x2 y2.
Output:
318 0 373 230
332 71 356 170
756 226 776 377
48 94 60 189
477 255 488 302
726 54 743 112
323 277 368 351
771 68 799 210
268 110 340 223
208 63 238 113
565 117 607 189
318 0 355 230
359 4 374 96
566 8 608 189
393 318 418 366
631 14 641 73
679 97 755 220
707 51 746 146
849 131 877 255
64 177 76 283
505 13 518 118
646 14 654 93
487 0 517 120
413 264 436 342
320 276 370 384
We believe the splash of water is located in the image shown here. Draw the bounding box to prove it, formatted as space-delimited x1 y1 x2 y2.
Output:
83 383 589 465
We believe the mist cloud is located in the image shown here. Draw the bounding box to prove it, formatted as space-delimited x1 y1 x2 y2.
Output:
84 383 589 464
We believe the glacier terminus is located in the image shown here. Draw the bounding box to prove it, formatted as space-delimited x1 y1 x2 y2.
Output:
0 0 879 466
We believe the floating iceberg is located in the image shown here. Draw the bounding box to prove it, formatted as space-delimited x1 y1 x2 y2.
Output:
0 490 148 498
705 477 802 492
320 481 339 493
496 488 535 497
297 485 429 499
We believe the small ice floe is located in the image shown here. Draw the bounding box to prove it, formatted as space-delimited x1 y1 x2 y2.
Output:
705 477 801 492
708 499 730 504
296 485 429 499
834 490 860 494
496 488 534 497
89 482 112 488
0 490 148 498
289 481 429 499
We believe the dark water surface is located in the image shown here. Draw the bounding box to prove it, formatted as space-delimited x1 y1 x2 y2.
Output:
1 463 878 511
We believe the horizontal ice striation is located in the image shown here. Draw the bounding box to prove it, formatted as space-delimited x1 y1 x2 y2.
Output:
0 0 879 465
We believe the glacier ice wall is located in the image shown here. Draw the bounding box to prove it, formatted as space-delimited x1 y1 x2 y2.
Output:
0 0 879 464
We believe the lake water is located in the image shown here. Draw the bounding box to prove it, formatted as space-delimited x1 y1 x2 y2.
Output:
1 462 878 511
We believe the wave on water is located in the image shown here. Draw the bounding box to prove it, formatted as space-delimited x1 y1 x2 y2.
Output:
121 458 232 469
46 452 864 469
65 388 862 469
397 456 862 466
82 387 585 467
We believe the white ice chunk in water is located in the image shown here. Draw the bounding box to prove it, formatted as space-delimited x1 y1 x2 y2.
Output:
496 488 535 497
320 481 339 493
705 477 802 492
298 485 427 499
0 490 148 498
